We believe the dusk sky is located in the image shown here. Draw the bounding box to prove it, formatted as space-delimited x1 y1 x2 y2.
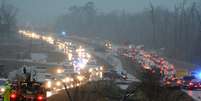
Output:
8 0 197 26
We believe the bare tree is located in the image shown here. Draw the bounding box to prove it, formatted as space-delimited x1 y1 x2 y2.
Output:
56 1 201 62
149 2 156 47
0 0 17 38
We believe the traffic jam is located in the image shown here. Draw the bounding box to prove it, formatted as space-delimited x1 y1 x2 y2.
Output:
0 30 104 101
116 44 201 90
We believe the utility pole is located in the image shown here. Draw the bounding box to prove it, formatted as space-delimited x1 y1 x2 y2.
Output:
63 83 73 101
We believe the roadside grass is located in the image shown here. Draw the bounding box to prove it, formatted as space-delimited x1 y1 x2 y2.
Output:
48 80 125 101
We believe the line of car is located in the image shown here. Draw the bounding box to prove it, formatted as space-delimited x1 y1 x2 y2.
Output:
117 45 201 90
0 30 105 101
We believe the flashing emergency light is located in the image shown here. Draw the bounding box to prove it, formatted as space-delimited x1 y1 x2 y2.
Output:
196 72 201 80
191 65 201 79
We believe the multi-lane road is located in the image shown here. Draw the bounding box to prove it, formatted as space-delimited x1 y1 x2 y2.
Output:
70 35 201 101
5 30 201 101
9 30 105 99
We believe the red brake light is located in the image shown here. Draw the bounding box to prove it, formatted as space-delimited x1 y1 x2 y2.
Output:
177 80 181 84
10 93 16 98
37 96 43 100
189 82 193 86
166 81 171 84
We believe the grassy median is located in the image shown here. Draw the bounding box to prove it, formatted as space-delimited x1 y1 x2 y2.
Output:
120 56 194 101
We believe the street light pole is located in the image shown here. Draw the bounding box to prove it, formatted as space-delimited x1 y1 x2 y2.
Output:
63 83 73 101
56 69 73 101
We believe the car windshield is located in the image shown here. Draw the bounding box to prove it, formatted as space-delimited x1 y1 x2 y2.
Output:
21 82 41 90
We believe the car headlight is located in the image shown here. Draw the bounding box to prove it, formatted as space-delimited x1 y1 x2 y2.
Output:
56 81 61 86
89 68 93 72
100 66 103 71
0 88 5 92
46 91 52 97
46 81 51 88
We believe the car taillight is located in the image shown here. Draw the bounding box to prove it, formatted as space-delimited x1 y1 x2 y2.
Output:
177 80 181 84
166 81 171 84
37 95 43 100
189 82 193 86
10 93 16 99
152 70 155 73
199 83 201 86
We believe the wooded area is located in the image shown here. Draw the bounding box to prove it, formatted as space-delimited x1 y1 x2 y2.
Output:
55 1 201 64
0 0 17 38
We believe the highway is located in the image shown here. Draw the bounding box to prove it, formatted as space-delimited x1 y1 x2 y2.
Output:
91 48 139 89
5 30 200 101
111 43 201 101
183 90 201 101
9 30 104 99
70 35 201 101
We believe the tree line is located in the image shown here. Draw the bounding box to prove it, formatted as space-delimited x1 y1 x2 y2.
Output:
55 1 201 63
0 0 17 39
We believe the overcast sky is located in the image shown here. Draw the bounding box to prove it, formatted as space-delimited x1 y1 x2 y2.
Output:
8 0 196 26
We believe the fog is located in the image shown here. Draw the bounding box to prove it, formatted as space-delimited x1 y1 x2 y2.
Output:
9 0 183 26
1 0 201 64
0 1 201 101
